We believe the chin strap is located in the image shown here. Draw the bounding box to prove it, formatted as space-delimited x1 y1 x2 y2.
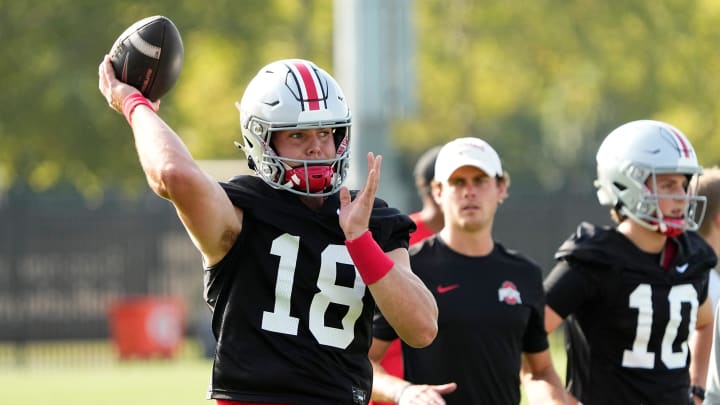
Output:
284 165 335 193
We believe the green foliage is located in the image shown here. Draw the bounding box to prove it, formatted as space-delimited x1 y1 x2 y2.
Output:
0 0 332 200
396 0 720 192
3 0 720 198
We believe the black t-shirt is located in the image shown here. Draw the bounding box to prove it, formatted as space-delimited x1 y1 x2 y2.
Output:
545 222 716 405
205 175 414 405
374 236 548 405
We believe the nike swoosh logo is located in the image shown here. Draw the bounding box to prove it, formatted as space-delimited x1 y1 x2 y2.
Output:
436 284 460 294
676 263 689 273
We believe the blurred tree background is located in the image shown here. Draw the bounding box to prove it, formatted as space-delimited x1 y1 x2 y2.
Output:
3 0 720 204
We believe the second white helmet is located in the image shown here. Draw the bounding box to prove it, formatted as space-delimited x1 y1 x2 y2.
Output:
594 119 705 236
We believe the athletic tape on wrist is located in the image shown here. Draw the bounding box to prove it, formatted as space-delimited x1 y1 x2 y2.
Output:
344 230 394 285
122 93 155 126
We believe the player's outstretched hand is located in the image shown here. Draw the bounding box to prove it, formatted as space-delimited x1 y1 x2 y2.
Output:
339 152 381 241
397 382 457 405
98 55 160 114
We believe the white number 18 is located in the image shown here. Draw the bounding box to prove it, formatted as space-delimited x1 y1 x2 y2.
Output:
260 234 366 349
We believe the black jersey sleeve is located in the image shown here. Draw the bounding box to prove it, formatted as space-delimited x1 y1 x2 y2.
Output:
366 196 415 253
372 309 399 342
522 286 550 354
563 314 590 399
544 258 602 319
683 231 716 304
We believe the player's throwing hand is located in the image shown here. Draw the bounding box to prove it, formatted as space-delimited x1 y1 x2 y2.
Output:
339 152 382 241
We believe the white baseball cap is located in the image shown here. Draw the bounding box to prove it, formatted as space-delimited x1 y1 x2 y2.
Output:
434 137 503 182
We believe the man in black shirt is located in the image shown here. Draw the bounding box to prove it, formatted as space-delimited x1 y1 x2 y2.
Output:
371 137 566 404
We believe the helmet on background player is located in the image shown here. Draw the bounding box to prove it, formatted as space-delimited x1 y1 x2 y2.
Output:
235 59 351 197
594 119 705 237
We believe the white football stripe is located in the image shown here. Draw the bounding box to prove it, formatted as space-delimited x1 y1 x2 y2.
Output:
129 33 162 59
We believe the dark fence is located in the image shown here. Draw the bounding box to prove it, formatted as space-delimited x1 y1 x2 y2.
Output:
0 191 203 346
0 187 609 364
494 190 611 272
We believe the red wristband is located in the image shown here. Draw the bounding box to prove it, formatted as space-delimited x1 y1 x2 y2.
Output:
345 231 394 285
122 93 156 125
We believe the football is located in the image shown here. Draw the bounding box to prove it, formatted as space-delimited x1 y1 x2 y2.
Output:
109 16 184 101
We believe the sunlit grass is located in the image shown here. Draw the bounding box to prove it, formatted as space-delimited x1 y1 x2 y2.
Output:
0 332 567 405
0 340 213 405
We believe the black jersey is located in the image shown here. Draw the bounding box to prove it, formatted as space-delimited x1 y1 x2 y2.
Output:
205 176 414 405
544 222 716 405
374 236 548 405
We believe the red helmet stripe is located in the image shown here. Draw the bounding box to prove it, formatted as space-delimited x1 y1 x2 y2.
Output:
669 127 690 158
293 61 321 111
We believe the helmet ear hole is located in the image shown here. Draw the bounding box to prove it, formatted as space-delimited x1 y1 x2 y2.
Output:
333 128 345 147
247 156 256 171
684 174 693 191
613 182 627 192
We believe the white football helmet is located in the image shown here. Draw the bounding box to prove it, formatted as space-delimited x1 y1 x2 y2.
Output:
235 59 351 197
595 119 705 237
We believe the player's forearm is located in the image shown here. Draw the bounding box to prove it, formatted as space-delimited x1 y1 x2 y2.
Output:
524 381 568 405
370 360 410 402
520 354 568 405
131 111 199 199
344 238 438 348
690 321 712 387
370 253 438 348
522 371 568 405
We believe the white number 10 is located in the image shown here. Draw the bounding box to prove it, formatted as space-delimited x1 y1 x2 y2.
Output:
261 234 366 349
622 283 697 369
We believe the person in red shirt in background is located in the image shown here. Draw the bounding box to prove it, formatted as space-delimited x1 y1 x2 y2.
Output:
371 146 444 405
409 146 444 245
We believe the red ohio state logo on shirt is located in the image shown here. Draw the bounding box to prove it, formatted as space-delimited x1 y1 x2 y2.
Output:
498 281 522 305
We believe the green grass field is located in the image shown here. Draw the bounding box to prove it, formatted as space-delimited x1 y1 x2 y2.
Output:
0 340 213 405
0 332 566 404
